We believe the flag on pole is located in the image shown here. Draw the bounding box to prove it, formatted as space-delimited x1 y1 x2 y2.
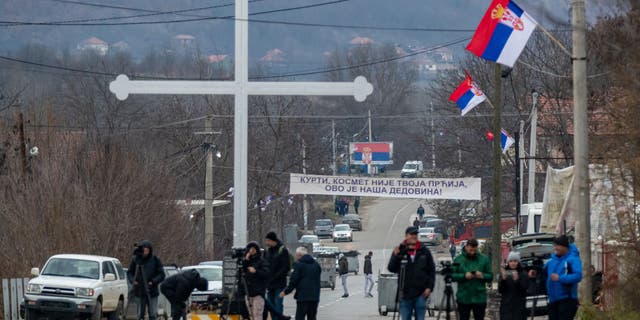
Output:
466 0 537 67
449 74 487 116
501 129 515 153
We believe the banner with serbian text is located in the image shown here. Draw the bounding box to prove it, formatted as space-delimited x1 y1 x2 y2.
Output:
290 174 481 200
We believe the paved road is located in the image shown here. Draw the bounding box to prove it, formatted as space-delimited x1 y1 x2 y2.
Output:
282 198 454 319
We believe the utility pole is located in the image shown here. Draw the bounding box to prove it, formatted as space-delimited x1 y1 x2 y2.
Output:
332 120 337 177
527 91 539 203
572 0 591 304
368 109 373 175
430 102 436 169
17 112 27 175
491 64 503 280
195 116 219 259
518 120 525 235
301 135 309 230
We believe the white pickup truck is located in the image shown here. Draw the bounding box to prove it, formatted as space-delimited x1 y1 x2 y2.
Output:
24 254 128 320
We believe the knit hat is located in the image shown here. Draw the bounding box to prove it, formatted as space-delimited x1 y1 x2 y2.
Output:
553 235 570 247
507 251 521 262
245 241 261 252
265 231 279 242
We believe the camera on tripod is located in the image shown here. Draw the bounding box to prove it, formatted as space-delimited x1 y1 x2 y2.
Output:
439 261 459 283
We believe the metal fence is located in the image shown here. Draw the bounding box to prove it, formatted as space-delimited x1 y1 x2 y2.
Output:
2 278 29 320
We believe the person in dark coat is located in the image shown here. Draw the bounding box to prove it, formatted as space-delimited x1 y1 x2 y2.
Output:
413 217 420 228
264 232 292 320
160 269 208 320
363 251 374 297
280 247 321 320
240 241 270 320
388 226 436 320
338 254 349 298
353 197 360 214
498 252 529 320
127 240 165 320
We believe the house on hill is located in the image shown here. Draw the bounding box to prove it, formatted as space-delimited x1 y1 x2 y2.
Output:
77 37 109 56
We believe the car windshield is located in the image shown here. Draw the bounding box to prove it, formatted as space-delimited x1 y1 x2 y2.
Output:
315 220 332 227
185 267 222 282
334 225 350 231
301 236 319 243
403 164 417 169
344 215 359 220
41 258 100 280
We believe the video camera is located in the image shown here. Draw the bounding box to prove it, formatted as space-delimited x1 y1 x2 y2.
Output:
440 261 459 283
132 243 144 260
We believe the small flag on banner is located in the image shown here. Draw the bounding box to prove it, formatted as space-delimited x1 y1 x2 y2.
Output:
449 74 487 116
466 0 537 67
501 129 515 153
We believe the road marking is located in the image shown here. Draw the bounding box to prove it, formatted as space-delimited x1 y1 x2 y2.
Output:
382 200 419 258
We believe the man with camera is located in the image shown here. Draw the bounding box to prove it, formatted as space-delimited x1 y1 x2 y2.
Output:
127 240 166 320
451 238 492 320
240 241 270 320
387 226 436 320
160 269 209 320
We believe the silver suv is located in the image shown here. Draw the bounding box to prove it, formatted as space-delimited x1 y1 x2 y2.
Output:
314 219 333 238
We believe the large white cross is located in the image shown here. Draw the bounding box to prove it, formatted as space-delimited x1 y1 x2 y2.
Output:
109 0 373 247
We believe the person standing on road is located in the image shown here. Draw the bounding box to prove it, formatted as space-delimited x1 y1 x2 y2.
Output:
160 269 209 320
449 242 457 259
363 251 374 297
241 241 270 320
498 252 529 320
280 247 321 320
338 253 349 298
452 238 493 320
542 235 582 320
264 232 292 320
416 204 425 221
413 217 420 228
354 197 360 214
387 226 436 320
127 240 165 320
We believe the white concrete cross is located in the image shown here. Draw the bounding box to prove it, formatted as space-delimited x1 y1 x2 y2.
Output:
110 0 373 247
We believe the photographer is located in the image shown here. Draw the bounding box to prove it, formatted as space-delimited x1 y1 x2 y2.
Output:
498 252 529 320
127 240 165 320
240 241 270 320
387 226 436 320
160 269 209 320
451 239 492 320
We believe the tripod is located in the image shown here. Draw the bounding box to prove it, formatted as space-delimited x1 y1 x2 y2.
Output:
392 257 408 320
436 276 458 320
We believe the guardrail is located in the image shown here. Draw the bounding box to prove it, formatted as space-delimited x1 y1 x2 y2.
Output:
2 278 29 320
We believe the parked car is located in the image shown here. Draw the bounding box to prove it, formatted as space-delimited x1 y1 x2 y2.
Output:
125 265 179 319
314 219 334 238
332 224 353 242
418 227 441 246
180 265 223 305
401 160 424 178
199 261 223 267
299 235 320 245
24 254 128 320
342 214 362 231
511 233 555 316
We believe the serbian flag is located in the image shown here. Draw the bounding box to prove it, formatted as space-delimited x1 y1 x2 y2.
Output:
501 129 515 153
449 74 487 116
466 0 537 67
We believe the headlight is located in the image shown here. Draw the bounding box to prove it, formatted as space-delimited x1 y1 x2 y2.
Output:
76 288 94 297
27 284 43 294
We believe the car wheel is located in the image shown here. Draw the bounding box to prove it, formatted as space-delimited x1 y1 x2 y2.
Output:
91 300 102 320
107 299 125 320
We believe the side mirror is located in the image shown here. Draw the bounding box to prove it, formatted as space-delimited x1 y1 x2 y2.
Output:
31 268 40 277
104 273 116 281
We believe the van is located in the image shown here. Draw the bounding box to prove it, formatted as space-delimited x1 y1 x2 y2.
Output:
401 161 424 178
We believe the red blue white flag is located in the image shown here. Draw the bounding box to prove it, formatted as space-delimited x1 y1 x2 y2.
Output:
466 0 537 67
501 129 515 153
449 74 487 116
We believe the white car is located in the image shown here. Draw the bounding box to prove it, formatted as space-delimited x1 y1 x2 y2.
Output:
299 235 320 245
24 254 128 320
332 224 353 242
181 265 223 305
418 227 441 245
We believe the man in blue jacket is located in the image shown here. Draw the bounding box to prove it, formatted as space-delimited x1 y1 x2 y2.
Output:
280 247 321 320
544 235 582 320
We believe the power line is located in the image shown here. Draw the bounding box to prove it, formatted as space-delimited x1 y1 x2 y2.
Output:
0 0 351 26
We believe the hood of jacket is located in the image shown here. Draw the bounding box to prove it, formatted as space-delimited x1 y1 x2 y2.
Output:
140 240 154 256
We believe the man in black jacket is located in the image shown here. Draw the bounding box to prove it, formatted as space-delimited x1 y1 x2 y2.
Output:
363 251 374 298
388 226 436 320
127 240 165 320
280 247 321 320
264 232 291 319
338 254 349 298
160 269 208 320
241 241 270 320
